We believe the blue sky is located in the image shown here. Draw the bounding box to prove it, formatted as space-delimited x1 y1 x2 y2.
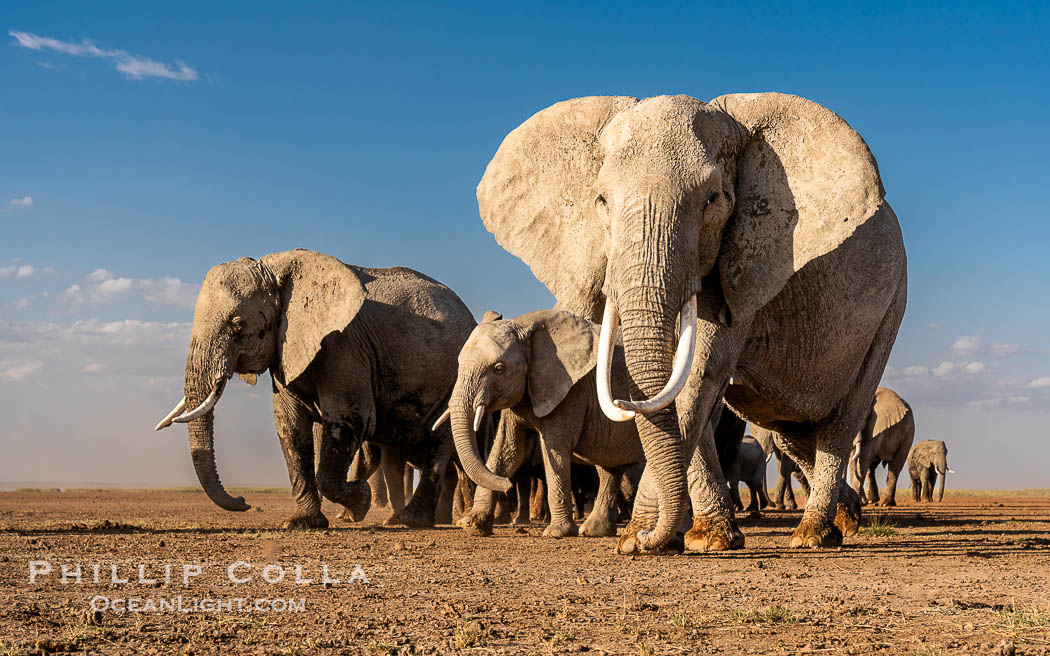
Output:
1 2 1047 489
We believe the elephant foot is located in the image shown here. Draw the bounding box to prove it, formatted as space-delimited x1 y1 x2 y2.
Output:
771 501 783 510
835 484 862 538
786 500 798 511
320 480 372 522
457 510 495 537
789 516 843 549
879 497 896 507
615 521 685 555
542 521 578 538
386 506 435 529
283 511 329 530
683 516 745 552
579 514 617 537
512 514 531 526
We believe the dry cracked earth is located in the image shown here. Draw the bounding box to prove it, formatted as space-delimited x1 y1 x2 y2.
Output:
1 489 1048 655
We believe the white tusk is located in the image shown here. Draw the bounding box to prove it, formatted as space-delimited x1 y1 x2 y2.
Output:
613 294 698 415
172 387 221 423
154 396 187 431
473 405 486 433
947 469 956 474
432 407 451 431
596 298 636 422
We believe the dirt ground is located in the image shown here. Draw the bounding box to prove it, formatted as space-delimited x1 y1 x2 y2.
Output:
1 489 1048 655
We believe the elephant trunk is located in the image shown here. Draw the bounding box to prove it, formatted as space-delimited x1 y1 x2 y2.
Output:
449 384 512 493
935 454 947 502
183 339 249 511
617 282 689 551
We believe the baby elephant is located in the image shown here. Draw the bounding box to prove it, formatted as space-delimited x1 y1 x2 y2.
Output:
908 440 953 502
729 436 771 514
443 310 644 538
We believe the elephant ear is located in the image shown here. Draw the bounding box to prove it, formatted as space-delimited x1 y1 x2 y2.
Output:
871 386 910 433
261 250 367 385
481 310 502 323
710 93 886 318
523 310 600 417
477 96 639 322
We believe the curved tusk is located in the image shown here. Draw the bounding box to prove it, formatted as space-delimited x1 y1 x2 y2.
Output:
613 294 698 415
154 396 187 431
172 387 221 423
431 407 451 431
473 405 486 433
596 298 636 422
946 469 956 474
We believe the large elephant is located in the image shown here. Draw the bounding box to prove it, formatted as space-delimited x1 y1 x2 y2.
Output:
154 249 475 528
849 387 915 507
908 439 952 502
752 425 810 510
473 93 905 552
446 310 644 538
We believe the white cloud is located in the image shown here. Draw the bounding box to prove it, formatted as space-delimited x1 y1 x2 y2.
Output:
0 263 55 279
963 361 985 375
933 361 956 377
990 343 1023 358
1028 377 1050 389
83 363 106 373
14 298 28 309
62 271 198 308
9 30 198 82
9 196 32 208
0 361 42 382
951 336 982 356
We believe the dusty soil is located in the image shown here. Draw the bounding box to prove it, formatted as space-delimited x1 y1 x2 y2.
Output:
1 489 1048 655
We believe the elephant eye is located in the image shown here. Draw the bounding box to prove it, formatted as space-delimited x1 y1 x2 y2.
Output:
706 190 721 207
494 362 505 375
258 330 266 339
595 193 607 207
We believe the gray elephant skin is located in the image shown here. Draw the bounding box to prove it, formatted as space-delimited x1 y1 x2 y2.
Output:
155 248 475 529
474 92 906 552
908 439 952 502
447 310 645 538
752 426 810 510
849 387 915 507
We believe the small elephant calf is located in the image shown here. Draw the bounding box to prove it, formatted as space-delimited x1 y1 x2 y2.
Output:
443 310 644 538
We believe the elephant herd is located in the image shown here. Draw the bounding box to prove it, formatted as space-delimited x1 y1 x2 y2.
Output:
155 91 945 555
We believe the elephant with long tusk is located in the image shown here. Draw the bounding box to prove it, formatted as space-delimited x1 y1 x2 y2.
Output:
476 92 905 552
155 249 476 529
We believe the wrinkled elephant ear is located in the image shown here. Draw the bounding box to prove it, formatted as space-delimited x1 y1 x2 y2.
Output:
524 310 601 417
481 310 502 323
710 93 887 318
477 96 639 322
261 250 367 385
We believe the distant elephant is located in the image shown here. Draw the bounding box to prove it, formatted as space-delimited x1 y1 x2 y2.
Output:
849 387 915 507
476 92 904 552
908 440 953 502
752 426 810 510
447 310 644 538
729 436 771 514
154 249 475 529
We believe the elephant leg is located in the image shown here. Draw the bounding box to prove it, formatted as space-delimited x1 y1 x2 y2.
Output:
389 433 454 528
275 396 328 529
865 464 881 505
339 442 382 521
758 474 771 510
745 482 760 514
316 421 371 521
434 465 456 525
369 466 388 507
454 461 475 519
923 466 936 502
404 463 415 500
681 419 745 553
513 470 532 525
881 450 908 507
580 467 621 537
539 435 578 538
382 447 407 513
530 476 548 522
775 420 860 549
728 459 744 511
910 473 921 502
